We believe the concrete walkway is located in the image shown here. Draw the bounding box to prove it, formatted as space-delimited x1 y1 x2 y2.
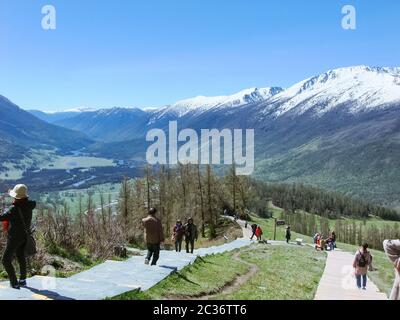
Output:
315 250 387 300
0 235 251 300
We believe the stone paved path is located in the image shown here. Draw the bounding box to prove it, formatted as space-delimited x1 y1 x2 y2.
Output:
0 232 251 300
314 250 387 300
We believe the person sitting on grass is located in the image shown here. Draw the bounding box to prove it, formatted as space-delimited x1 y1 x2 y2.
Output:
326 236 334 251
0 184 36 289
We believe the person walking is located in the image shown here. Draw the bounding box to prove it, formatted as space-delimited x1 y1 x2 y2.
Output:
142 208 164 266
285 226 291 244
0 184 36 289
383 239 400 300
184 218 198 254
353 243 372 290
172 220 185 252
250 224 257 240
255 225 263 241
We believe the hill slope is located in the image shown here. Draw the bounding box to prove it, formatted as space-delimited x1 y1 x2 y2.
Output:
10 66 400 207
0 96 92 164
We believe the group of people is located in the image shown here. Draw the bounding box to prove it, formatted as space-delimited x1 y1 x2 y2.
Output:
314 231 336 251
141 208 198 266
171 218 198 254
0 183 399 300
250 224 263 241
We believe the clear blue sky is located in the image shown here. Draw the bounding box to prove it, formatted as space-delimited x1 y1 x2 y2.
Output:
1 0 399 111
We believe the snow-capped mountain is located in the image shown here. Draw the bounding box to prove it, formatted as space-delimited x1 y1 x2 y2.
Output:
4 65 400 206
155 87 284 118
265 66 400 118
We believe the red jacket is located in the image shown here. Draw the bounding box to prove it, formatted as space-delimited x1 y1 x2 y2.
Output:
2 221 9 232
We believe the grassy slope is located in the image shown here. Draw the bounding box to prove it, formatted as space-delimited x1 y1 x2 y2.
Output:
111 250 249 300
252 209 396 297
214 245 325 300
111 244 326 300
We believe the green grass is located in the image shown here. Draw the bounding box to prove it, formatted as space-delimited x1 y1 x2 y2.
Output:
251 211 314 243
46 243 95 267
111 244 326 300
250 209 396 298
43 155 115 170
214 245 326 300
39 182 120 213
110 250 249 300
0 149 115 181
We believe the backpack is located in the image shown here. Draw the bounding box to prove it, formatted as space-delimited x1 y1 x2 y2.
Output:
357 251 367 268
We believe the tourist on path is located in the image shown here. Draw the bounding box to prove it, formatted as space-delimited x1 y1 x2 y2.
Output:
353 243 372 290
255 225 263 241
0 184 35 289
142 208 165 266
184 218 198 254
383 239 400 300
172 220 185 252
285 226 291 244
250 224 257 240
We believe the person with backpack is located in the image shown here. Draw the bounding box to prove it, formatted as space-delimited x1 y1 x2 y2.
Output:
285 226 291 244
0 184 36 289
353 243 372 290
142 207 165 266
172 220 185 252
383 239 400 300
255 226 263 241
184 218 198 254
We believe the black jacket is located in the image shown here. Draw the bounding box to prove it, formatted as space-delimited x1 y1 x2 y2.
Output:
0 200 35 240
184 223 198 241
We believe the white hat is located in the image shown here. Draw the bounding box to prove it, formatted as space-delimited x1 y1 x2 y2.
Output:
9 184 29 199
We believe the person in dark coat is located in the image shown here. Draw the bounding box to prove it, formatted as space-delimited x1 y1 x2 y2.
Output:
250 224 257 240
184 218 198 254
172 220 185 252
285 226 291 244
331 231 337 249
0 184 35 289
142 207 165 266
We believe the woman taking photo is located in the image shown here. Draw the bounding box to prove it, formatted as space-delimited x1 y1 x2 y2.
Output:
0 184 36 289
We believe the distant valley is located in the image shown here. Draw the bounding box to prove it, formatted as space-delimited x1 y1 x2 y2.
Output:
1 65 399 208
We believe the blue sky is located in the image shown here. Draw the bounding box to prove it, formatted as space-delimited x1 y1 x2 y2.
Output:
1 0 399 111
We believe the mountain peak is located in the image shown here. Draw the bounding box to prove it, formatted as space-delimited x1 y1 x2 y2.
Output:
161 86 284 117
270 65 400 117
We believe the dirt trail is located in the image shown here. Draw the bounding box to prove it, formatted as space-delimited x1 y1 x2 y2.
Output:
166 247 259 300
198 248 259 300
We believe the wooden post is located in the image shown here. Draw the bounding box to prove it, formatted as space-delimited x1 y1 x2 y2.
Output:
273 217 277 240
